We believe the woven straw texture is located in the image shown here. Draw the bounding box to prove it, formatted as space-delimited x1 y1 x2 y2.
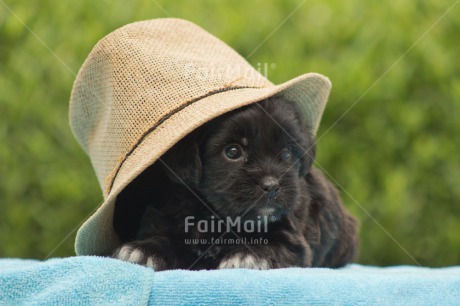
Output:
69 18 331 256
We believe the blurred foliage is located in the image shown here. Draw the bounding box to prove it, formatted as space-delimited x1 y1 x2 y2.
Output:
0 0 459 266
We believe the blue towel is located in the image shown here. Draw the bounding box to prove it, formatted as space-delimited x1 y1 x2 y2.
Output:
0 256 459 305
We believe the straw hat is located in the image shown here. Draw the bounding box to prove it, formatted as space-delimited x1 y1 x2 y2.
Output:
70 18 331 256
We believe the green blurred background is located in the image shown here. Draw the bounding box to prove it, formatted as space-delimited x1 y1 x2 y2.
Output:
1 0 459 266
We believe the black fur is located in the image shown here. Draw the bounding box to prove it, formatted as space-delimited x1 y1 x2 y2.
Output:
112 96 359 270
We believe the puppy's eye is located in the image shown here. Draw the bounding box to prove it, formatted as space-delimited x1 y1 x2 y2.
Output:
280 146 292 160
224 144 243 160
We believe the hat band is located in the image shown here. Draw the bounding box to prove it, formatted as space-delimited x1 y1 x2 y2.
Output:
104 85 265 194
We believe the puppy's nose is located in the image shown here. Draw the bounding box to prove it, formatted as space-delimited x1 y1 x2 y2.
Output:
261 176 280 200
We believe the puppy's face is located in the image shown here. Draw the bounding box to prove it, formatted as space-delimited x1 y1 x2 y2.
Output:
162 97 315 221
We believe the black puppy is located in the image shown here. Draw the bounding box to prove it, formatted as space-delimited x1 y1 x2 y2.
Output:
112 96 358 270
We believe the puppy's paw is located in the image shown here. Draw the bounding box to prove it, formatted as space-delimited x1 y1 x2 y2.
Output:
113 245 166 270
218 253 270 270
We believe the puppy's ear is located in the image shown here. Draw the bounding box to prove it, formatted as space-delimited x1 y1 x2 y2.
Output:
288 99 316 176
299 141 316 176
307 168 359 267
160 131 202 187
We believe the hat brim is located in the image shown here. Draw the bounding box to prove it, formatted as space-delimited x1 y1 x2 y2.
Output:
75 72 331 256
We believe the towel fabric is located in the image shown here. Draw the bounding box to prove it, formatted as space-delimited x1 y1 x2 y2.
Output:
0 256 459 305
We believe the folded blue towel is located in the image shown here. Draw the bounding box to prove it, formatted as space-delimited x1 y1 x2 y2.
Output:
0 256 459 305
